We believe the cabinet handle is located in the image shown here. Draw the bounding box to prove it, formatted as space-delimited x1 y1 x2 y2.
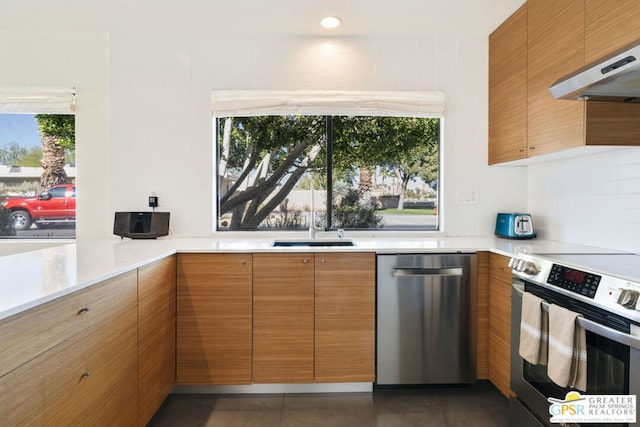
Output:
303 259 309 264
241 260 247 265
78 307 90 315
81 372 91 378
528 146 535 150
517 149 525 153
321 259 326 264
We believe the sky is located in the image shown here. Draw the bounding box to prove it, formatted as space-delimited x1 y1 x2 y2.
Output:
0 114 41 148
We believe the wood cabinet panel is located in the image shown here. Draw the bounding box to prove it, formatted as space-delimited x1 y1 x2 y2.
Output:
585 0 640 63
314 253 375 383
475 251 489 379
0 271 139 378
0 271 138 427
527 0 585 157
138 256 176 426
489 3 528 164
584 102 640 146
488 253 512 398
177 253 253 385
45 290 139 426
253 253 314 384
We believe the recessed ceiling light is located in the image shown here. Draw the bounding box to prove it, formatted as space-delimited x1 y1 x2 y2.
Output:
321 16 341 29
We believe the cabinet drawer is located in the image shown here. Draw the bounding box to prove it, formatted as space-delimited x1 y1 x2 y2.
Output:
489 253 512 284
45 298 138 426
0 270 138 378
0 270 138 426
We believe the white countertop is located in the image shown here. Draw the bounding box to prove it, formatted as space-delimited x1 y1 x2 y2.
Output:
0 235 628 321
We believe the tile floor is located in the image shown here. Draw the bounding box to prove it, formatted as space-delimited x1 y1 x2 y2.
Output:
147 381 509 427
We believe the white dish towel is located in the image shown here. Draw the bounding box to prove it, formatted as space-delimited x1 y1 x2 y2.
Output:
547 304 587 391
519 292 548 365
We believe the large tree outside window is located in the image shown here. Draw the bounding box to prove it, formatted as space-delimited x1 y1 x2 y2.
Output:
216 115 439 231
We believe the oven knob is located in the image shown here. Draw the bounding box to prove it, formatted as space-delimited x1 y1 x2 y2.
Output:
514 260 539 275
617 289 640 309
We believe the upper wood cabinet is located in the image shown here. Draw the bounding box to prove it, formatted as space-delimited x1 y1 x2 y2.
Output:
253 253 315 384
527 0 585 157
314 252 375 383
177 253 253 385
489 3 528 164
138 256 177 427
585 0 640 63
489 0 640 165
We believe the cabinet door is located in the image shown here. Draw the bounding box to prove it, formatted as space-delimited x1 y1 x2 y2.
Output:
314 252 375 383
585 0 640 63
527 0 585 156
177 253 253 385
488 253 512 398
138 256 176 426
489 3 528 164
253 253 314 384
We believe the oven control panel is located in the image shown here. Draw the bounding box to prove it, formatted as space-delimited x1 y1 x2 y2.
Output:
547 264 601 298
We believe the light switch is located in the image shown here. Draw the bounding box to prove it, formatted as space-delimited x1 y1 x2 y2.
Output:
456 189 479 204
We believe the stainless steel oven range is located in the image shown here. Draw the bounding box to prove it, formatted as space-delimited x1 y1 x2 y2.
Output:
509 253 640 427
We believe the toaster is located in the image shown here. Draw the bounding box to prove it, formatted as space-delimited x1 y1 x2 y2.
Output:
495 213 536 239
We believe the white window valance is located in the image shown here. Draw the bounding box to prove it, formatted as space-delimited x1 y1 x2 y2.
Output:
0 87 76 114
211 90 445 118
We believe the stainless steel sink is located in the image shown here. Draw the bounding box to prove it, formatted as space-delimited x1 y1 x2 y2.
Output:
270 239 356 247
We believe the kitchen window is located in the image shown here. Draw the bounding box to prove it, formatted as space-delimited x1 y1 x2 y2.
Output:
0 88 76 239
213 90 444 232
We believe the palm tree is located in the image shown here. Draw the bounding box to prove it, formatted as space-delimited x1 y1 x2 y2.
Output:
35 115 75 188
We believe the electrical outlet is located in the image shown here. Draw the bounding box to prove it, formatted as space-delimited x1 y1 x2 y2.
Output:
456 189 479 204
148 196 159 208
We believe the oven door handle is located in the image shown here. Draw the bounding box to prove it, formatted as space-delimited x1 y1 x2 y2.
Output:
514 285 640 350
576 317 640 349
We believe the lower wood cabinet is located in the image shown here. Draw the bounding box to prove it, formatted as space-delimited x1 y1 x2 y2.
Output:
138 256 177 426
176 251 376 386
488 252 513 397
314 252 375 383
0 270 139 427
177 253 253 385
253 253 315 383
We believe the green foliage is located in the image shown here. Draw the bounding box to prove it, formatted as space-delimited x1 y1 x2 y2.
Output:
0 181 41 196
331 190 384 229
262 209 307 229
34 114 75 151
216 114 438 230
0 142 42 167
332 204 384 229
0 207 16 236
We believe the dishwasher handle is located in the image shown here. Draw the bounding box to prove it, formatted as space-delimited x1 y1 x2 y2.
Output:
392 267 464 277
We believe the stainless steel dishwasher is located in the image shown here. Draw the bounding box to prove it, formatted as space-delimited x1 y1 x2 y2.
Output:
376 253 477 385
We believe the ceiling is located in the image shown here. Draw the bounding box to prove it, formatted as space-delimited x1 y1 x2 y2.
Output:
1 0 526 37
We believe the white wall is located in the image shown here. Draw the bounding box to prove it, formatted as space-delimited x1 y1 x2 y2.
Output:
107 32 527 237
0 30 110 239
528 147 640 253
2 29 527 239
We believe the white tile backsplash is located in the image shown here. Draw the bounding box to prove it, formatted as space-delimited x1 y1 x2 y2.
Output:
528 147 640 253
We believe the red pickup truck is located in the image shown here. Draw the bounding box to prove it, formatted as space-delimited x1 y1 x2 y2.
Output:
0 184 76 231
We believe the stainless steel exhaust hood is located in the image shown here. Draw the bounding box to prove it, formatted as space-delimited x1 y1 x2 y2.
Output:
549 40 640 102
